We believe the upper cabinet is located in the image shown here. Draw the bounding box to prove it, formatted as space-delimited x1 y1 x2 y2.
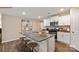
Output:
58 15 70 25
50 15 70 26
43 19 50 26
43 14 70 27
50 16 59 22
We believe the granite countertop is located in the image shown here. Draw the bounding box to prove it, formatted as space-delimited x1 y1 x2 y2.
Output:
58 30 70 33
21 32 55 42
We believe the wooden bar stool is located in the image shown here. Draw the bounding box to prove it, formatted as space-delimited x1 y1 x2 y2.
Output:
20 37 31 52
20 37 26 40
27 42 38 52
20 37 30 44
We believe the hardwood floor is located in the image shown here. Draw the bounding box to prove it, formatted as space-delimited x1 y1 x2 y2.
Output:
55 41 78 52
0 39 78 52
0 39 25 52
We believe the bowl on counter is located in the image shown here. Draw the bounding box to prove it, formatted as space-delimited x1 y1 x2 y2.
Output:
38 31 49 37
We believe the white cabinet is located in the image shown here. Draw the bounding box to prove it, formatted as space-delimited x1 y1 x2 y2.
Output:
50 15 70 26
44 19 50 26
48 36 55 52
70 8 79 50
57 32 70 44
57 32 64 42
38 36 55 52
58 15 70 25
50 16 59 22
64 33 70 44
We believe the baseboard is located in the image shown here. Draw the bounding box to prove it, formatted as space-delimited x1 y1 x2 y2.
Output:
70 44 79 51
57 40 69 45
70 45 76 48
2 38 20 43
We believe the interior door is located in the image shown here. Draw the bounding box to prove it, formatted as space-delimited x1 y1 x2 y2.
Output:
32 20 41 31
70 8 79 50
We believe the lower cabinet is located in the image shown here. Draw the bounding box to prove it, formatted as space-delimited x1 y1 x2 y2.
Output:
26 36 55 52
57 32 70 44
38 36 55 52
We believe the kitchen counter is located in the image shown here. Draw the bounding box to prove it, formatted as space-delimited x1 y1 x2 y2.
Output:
58 31 70 33
57 31 70 44
21 31 55 52
22 32 55 42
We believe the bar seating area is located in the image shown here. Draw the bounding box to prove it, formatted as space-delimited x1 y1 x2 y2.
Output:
20 37 38 52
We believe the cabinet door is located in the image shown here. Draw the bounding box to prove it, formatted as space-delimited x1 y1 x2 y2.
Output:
70 8 79 50
44 19 50 26
58 16 65 25
57 32 61 41
65 15 70 25
38 40 47 52
58 15 70 25
57 32 64 42
50 16 58 22
63 33 70 44
48 37 55 52
57 32 70 44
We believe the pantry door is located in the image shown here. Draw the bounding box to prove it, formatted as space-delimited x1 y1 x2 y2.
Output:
70 8 79 50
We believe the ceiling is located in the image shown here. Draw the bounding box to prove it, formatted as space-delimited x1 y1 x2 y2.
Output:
0 7 71 19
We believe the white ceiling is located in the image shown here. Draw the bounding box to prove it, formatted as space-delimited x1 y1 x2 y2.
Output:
0 7 70 19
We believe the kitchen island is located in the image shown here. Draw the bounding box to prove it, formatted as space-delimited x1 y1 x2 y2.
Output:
21 31 55 52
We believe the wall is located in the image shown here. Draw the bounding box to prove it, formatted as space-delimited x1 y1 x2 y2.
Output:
2 14 22 43
0 14 2 28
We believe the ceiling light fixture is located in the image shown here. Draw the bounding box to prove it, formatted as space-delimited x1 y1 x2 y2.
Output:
22 11 26 15
60 8 64 11
38 16 41 19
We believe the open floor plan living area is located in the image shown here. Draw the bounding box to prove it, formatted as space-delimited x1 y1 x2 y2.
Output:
0 7 79 52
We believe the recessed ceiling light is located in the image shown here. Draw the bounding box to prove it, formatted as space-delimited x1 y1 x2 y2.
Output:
60 8 64 11
38 16 41 19
22 11 26 15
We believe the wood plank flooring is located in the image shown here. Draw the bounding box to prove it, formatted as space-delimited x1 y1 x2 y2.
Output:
0 39 25 52
0 39 78 52
55 41 78 52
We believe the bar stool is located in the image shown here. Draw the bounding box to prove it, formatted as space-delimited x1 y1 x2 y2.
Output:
20 37 30 44
20 37 26 42
27 42 38 52
20 37 31 52
20 37 26 39
22 38 31 51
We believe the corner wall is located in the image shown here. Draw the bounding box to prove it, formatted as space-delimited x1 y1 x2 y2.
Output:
2 14 22 43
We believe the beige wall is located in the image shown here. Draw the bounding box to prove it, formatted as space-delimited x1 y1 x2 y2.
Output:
1 14 43 43
2 14 22 43
0 14 2 28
